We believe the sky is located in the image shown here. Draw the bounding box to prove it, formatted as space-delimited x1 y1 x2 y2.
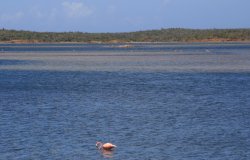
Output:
0 0 250 33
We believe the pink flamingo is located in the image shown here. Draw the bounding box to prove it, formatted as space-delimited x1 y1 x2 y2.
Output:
96 141 117 150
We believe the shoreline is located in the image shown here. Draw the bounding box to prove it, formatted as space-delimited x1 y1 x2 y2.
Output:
1 28 250 44
1 39 250 44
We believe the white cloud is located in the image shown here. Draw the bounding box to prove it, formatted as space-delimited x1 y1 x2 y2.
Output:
29 6 58 20
49 8 58 19
62 2 93 18
0 12 24 21
107 5 116 14
162 0 171 6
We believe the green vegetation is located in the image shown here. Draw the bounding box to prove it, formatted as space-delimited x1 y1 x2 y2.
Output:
1 28 250 43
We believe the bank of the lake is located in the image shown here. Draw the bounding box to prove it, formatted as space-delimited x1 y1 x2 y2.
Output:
1 28 250 43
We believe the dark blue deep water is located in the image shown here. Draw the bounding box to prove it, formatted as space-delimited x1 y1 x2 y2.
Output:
0 43 250 159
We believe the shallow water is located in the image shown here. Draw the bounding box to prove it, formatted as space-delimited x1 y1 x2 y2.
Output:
0 43 250 159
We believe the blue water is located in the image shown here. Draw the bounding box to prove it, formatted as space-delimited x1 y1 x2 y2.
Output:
0 43 250 159
1 42 250 53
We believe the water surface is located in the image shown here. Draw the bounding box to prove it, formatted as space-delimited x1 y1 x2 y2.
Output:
0 43 250 159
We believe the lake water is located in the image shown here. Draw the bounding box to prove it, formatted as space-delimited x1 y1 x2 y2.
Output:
0 43 250 159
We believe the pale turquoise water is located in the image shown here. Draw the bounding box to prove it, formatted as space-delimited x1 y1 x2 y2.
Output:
0 43 250 159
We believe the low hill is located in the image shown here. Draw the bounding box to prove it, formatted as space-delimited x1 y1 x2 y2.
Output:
0 28 250 43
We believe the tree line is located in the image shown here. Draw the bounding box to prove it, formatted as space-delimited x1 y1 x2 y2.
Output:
0 28 250 43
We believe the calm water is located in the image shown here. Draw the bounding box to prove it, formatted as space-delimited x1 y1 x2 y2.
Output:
0 43 250 159
1 42 250 53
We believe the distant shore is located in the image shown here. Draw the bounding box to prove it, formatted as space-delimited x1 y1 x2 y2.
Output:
1 39 250 44
1 28 250 44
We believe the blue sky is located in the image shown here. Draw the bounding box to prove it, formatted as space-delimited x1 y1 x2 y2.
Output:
0 0 250 32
